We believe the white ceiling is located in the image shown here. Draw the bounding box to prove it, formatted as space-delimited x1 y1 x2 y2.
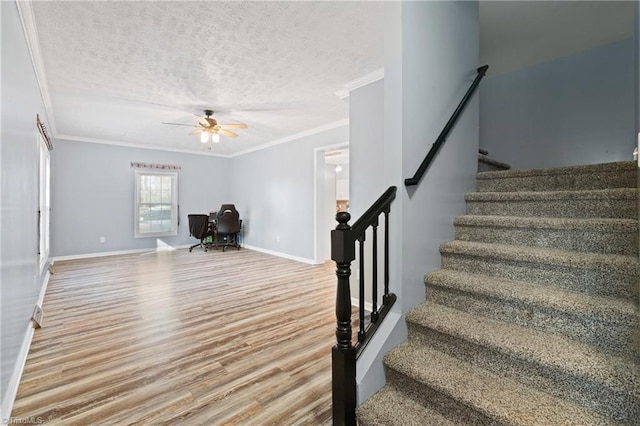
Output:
29 1 385 156
24 1 634 157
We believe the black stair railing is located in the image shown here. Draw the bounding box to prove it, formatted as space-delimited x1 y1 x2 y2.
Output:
331 186 397 426
405 65 489 187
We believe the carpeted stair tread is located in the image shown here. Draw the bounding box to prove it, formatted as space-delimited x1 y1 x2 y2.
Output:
425 269 639 356
476 161 635 192
357 385 459 426
406 302 638 396
454 215 637 232
356 160 638 424
465 190 637 219
384 341 615 426
466 188 637 202
477 161 635 180
453 215 638 255
425 269 637 323
465 188 638 219
440 240 639 275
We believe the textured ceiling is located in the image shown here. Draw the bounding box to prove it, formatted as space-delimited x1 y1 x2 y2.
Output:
31 1 385 156
27 1 634 156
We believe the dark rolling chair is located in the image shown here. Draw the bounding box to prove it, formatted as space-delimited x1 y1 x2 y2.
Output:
188 214 212 252
215 204 242 252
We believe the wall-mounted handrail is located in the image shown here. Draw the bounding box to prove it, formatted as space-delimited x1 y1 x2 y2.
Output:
331 186 397 426
404 65 489 187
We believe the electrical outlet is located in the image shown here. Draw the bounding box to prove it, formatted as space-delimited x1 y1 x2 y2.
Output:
100 236 106 243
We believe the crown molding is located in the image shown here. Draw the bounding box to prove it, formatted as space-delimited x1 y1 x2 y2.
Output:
229 119 349 158
56 118 349 158
334 68 385 100
16 0 57 135
56 134 232 158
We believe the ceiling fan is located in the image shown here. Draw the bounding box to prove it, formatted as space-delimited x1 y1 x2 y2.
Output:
163 109 248 147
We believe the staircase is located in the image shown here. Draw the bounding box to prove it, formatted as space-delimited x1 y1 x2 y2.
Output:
357 161 640 425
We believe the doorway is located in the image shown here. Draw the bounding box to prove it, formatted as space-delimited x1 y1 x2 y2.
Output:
313 143 349 264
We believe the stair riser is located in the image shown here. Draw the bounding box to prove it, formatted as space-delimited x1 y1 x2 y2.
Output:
383 367 500 426
406 323 640 424
466 198 637 219
454 225 638 256
477 171 636 192
440 253 639 302
426 283 637 357
356 386 460 426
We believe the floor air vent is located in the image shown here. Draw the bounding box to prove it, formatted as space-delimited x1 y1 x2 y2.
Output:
31 305 44 328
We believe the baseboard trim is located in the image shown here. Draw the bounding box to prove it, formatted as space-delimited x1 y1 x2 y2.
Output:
0 267 53 420
52 245 190 262
241 244 317 265
1 323 34 422
37 267 51 308
52 245 317 265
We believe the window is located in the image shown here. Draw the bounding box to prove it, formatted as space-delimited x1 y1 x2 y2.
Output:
38 133 50 272
134 170 178 237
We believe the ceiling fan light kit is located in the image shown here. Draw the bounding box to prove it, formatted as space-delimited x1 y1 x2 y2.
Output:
200 131 221 144
164 109 247 149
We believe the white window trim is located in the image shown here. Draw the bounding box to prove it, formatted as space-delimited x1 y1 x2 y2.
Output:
134 170 179 238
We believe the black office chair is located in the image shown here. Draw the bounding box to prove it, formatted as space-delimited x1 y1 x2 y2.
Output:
215 204 242 251
188 214 212 252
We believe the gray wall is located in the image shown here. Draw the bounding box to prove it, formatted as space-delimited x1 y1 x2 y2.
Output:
357 0 480 403
481 38 635 169
350 79 385 220
51 140 231 257
400 0 480 312
229 125 348 262
0 0 51 411
349 80 385 308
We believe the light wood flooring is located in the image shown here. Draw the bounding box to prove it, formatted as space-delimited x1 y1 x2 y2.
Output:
12 248 343 425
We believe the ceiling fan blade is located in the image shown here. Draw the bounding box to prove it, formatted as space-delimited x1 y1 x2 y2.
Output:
218 129 238 138
189 129 204 135
219 123 248 130
205 118 217 127
162 122 194 127
194 114 209 127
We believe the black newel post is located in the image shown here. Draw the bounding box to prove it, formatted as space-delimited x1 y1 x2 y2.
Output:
331 212 356 426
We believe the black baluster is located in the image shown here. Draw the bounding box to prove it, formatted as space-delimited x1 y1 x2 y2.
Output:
331 212 356 426
371 217 379 323
358 235 365 344
383 209 390 305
